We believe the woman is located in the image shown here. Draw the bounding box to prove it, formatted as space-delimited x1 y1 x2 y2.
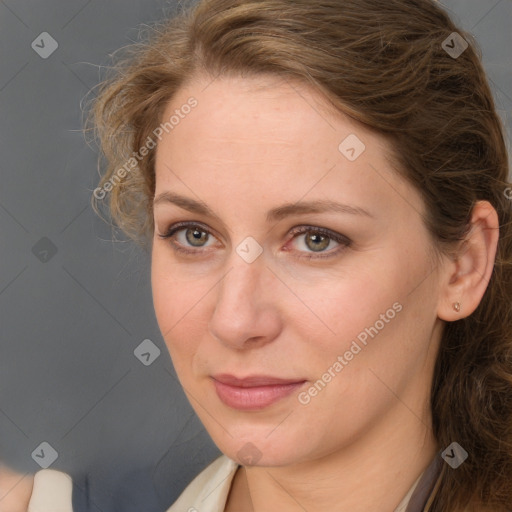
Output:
88 0 512 510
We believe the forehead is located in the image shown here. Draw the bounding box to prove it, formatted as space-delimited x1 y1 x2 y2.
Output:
173 75 355 133
156 75 376 170
153 74 424 222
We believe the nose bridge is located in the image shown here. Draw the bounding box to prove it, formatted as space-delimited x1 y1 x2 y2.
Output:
216 253 266 321
208 250 281 348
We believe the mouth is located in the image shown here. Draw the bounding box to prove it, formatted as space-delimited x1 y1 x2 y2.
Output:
211 374 307 410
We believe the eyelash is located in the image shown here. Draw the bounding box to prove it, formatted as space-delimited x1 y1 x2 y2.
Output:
157 221 352 260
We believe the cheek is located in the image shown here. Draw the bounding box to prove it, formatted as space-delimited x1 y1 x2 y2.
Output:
299 272 437 411
151 252 213 364
288 268 402 348
286 251 434 380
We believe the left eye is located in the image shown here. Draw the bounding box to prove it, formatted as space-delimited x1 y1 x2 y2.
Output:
292 230 338 252
287 227 351 257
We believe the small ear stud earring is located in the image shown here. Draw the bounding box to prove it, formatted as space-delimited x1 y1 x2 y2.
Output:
453 302 461 312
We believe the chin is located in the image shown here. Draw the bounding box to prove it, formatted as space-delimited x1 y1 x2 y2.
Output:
210 427 312 467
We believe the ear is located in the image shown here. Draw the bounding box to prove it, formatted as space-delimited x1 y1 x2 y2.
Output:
437 200 499 321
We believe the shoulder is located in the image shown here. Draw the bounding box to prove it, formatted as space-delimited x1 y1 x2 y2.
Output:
166 455 239 512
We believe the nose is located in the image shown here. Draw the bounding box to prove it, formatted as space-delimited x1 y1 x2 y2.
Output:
208 255 282 351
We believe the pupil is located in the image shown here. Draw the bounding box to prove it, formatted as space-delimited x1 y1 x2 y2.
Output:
187 228 207 246
306 232 329 252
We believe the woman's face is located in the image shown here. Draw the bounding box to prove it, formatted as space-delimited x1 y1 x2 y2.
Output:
151 74 445 466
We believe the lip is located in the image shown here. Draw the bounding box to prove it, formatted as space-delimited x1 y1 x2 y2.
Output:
211 374 307 410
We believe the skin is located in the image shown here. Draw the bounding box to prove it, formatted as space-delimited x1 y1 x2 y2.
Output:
151 74 499 512
0 464 34 512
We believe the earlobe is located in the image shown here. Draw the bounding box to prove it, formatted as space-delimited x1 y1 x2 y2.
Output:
437 200 499 322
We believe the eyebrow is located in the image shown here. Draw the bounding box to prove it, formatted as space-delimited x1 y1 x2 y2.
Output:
152 191 374 223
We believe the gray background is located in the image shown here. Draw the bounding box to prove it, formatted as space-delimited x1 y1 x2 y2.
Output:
0 1 510 511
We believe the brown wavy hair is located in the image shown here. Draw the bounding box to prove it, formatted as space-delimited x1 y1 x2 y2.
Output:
86 0 512 510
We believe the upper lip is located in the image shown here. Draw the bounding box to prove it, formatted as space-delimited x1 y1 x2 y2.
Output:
212 374 306 387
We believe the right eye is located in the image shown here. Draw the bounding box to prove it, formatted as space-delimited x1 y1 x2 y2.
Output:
157 222 220 255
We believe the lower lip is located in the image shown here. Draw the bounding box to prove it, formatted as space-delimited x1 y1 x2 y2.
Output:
212 379 306 410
